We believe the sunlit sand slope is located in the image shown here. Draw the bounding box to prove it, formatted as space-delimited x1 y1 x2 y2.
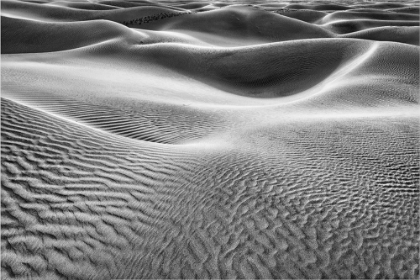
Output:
1 0 419 279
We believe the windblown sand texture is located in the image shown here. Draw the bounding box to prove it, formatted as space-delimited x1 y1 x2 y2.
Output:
1 0 419 279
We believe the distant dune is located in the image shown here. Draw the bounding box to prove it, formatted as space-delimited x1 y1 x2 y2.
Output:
1 0 419 279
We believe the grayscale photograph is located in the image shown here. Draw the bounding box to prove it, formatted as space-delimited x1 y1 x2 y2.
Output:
1 0 419 279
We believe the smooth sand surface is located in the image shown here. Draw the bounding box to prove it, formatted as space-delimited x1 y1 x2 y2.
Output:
1 0 419 279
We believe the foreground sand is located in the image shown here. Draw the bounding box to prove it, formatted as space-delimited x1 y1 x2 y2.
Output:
1 0 419 279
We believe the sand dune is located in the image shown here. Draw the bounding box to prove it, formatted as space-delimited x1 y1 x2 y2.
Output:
342 26 420 45
2 0 187 22
147 7 333 40
321 10 419 22
2 0 419 279
1 16 136 53
323 18 419 34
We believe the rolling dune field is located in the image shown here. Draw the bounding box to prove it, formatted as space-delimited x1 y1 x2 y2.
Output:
1 0 419 279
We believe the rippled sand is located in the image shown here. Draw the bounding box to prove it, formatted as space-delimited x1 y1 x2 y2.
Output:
1 0 419 279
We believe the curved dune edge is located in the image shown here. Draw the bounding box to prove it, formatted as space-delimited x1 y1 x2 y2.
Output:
2 0 420 279
2 96 229 145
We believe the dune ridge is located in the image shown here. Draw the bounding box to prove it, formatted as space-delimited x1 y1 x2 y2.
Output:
1 0 419 279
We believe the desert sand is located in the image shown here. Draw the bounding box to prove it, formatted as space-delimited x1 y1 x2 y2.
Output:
1 0 419 279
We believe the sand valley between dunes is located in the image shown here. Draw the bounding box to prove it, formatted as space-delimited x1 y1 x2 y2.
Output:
1 0 419 279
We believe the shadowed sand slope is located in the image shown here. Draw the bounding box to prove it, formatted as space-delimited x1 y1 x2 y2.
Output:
1 0 419 279
1 16 137 54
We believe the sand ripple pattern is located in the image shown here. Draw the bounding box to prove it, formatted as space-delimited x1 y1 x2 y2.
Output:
2 0 420 279
2 99 419 279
